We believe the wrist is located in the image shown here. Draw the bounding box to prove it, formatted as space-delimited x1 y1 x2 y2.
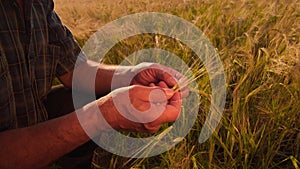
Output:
76 99 108 137
111 65 134 89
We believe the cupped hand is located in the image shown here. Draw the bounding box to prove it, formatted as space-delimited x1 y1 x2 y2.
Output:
97 85 182 133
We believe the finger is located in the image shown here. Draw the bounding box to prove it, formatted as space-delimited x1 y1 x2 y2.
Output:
147 88 174 103
147 92 182 126
157 81 168 88
169 92 182 110
149 83 156 87
155 69 177 87
170 91 181 101
118 117 159 133
149 104 181 126
130 85 174 102
162 88 175 100
154 66 186 89
142 123 161 134
172 79 189 98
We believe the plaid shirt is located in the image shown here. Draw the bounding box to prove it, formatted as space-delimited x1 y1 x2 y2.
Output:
0 0 86 130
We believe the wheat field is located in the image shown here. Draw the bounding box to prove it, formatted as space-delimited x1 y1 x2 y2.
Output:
53 0 299 168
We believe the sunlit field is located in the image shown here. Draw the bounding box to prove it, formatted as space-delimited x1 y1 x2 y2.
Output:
53 0 299 168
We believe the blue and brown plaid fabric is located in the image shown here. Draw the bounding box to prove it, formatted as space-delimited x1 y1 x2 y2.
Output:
0 0 86 130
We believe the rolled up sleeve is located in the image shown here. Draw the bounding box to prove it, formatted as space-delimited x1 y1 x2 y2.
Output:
47 1 87 77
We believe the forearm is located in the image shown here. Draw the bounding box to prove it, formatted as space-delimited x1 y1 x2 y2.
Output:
94 62 119 95
0 111 95 169
65 59 132 95
95 62 134 95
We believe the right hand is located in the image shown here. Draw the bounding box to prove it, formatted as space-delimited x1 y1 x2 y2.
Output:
96 85 182 133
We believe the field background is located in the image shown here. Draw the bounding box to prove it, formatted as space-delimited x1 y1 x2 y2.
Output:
53 0 299 168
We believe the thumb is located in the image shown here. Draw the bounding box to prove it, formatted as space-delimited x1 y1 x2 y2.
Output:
161 88 175 100
148 87 174 103
130 85 174 102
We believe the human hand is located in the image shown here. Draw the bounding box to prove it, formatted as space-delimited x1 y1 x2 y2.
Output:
96 85 181 133
129 62 189 97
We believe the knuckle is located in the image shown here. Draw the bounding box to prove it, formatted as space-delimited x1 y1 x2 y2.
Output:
129 84 142 92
